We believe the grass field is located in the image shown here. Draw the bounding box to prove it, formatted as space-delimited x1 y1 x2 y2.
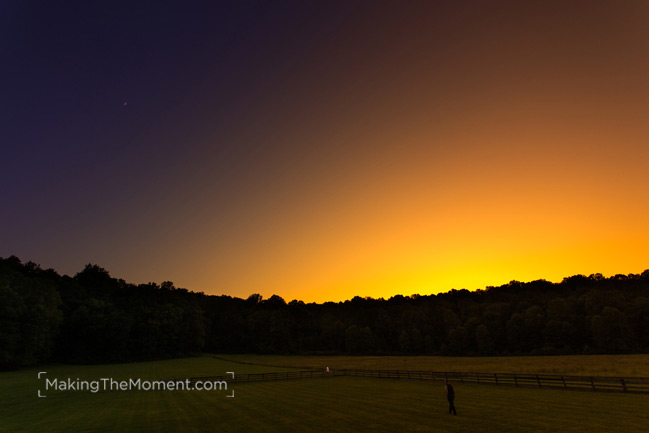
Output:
222 354 649 376
1 355 648 432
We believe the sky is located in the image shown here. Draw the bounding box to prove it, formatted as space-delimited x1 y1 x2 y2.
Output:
2 0 649 303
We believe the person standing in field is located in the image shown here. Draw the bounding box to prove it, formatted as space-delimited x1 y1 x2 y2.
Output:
445 379 457 415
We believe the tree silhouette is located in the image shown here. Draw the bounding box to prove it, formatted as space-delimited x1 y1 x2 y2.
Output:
2 255 649 367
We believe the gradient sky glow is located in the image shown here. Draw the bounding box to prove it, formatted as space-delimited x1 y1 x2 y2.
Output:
2 1 649 302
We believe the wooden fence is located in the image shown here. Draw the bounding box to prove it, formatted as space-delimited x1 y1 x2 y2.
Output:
185 369 334 385
184 369 649 394
338 369 649 394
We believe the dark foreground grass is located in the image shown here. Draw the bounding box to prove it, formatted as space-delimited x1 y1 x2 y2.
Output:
1 356 648 432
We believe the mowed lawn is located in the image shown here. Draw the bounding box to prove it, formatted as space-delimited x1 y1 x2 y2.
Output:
223 354 649 376
1 356 648 433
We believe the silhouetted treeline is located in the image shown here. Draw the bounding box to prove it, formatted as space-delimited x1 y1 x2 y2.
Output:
2 255 649 368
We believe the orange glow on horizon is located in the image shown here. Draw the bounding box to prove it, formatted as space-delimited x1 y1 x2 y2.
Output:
166 120 649 303
21 2 648 304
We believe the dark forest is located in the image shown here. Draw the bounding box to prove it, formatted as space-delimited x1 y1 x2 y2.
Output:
2 256 648 369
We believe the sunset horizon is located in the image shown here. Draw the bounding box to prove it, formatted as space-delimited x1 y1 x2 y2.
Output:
4 253 648 304
3 1 649 304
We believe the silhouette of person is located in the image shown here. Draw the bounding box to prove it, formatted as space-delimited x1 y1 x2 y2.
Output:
445 379 457 415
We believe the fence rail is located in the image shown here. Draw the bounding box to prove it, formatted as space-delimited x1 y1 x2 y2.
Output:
183 369 332 386
338 369 649 394
181 369 649 394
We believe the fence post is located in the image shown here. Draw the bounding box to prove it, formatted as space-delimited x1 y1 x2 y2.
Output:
459 372 464 383
562 376 566 389
476 373 480 383
513 374 518 387
590 377 596 391
536 374 542 388
494 373 499 385
620 378 627 392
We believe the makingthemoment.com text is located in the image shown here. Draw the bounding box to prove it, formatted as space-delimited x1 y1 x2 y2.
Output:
43 377 228 393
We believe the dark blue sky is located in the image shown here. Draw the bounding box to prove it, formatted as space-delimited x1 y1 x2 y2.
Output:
2 0 351 263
